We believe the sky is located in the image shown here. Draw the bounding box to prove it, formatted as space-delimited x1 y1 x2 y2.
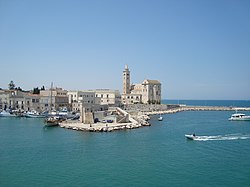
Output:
0 0 250 100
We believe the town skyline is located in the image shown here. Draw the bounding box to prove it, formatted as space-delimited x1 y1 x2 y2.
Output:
1 0 250 100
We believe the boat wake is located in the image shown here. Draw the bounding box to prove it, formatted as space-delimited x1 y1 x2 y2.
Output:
194 133 250 141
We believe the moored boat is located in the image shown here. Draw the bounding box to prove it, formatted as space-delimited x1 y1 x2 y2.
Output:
44 116 65 127
25 110 46 118
228 113 250 121
0 110 16 117
158 114 163 121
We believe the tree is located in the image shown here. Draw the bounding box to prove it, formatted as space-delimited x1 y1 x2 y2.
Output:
33 87 40 94
16 87 22 91
8 81 15 90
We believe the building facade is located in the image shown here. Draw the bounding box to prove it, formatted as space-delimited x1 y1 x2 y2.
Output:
68 90 97 112
94 89 121 106
0 90 42 112
121 65 162 104
39 87 68 111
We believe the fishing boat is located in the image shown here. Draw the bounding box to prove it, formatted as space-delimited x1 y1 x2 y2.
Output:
44 116 64 127
228 113 250 121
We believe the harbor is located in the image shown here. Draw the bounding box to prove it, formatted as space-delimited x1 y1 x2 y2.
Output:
57 105 250 132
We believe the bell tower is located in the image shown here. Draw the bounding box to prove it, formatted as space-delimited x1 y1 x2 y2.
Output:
123 65 130 94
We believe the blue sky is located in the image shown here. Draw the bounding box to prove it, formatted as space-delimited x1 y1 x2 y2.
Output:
0 0 250 100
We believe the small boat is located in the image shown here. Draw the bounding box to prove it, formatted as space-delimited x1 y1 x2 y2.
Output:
158 115 163 121
0 110 16 117
44 116 65 127
228 113 250 121
25 110 45 118
185 134 197 140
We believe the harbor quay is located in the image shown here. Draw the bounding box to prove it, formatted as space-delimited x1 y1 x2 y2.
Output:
143 105 250 115
59 121 150 132
58 104 250 132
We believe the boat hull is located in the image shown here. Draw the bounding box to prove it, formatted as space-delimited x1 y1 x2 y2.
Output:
229 117 250 121
185 134 196 140
25 114 45 118
0 111 16 117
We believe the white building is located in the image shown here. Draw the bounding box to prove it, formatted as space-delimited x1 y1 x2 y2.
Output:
94 89 121 106
68 89 121 112
68 90 98 112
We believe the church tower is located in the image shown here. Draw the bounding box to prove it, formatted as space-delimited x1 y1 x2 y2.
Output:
123 64 130 94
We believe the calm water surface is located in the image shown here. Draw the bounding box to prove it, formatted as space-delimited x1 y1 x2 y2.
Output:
1 110 250 186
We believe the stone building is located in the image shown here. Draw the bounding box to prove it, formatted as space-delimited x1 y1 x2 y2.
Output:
68 90 99 112
67 89 120 113
121 65 162 104
0 90 41 112
39 87 68 111
94 89 121 106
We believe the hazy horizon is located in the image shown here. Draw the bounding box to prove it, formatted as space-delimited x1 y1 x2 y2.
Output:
1 0 250 100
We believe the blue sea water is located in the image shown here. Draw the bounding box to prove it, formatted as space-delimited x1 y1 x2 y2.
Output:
1 101 250 187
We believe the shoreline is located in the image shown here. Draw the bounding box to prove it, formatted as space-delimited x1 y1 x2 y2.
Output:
143 106 250 115
59 105 250 132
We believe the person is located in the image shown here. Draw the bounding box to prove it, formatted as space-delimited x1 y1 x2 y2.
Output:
193 133 196 137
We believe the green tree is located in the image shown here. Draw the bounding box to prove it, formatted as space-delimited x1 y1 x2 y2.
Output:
16 87 22 91
8 81 15 90
33 87 40 94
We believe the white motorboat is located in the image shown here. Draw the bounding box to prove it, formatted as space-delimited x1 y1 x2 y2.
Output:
158 115 163 121
25 110 45 118
0 110 16 117
185 134 197 140
228 113 250 121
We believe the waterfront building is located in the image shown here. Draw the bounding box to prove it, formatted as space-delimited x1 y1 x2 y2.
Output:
68 90 100 112
94 89 121 106
40 87 68 111
24 93 41 112
121 65 162 104
0 90 41 112
0 90 26 110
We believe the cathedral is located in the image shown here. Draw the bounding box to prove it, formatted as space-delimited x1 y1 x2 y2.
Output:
121 65 161 104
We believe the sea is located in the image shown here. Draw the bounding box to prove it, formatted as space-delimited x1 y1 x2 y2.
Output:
1 100 250 187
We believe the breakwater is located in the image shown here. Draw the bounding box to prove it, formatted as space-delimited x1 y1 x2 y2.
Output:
144 106 250 115
59 105 250 132
59 118 150 132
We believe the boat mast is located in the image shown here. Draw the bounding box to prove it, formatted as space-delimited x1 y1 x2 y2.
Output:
50 82 53 113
